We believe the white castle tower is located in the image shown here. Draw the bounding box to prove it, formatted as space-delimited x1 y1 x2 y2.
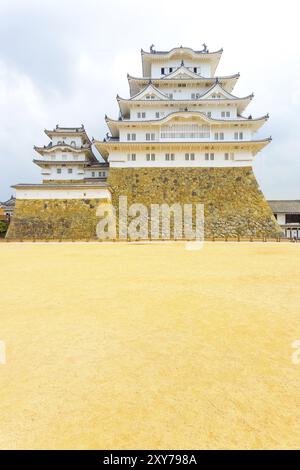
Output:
95 45 270 168
34 125 109 183
8 45 280 240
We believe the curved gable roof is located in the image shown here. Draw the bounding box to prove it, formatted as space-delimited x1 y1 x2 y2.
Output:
141 46 223 57
121 83 168 101
141 46 223 76
200 81 253 101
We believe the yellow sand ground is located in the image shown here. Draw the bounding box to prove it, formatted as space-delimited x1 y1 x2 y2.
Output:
0 242 300 450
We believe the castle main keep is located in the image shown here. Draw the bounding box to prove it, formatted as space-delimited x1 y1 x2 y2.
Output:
7 45 280 240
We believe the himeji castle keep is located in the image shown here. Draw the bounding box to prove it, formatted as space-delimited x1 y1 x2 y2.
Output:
7 45 280 240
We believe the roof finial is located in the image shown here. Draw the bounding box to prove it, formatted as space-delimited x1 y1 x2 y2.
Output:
181 59 184 66
150 44 155 53
202 43 208 53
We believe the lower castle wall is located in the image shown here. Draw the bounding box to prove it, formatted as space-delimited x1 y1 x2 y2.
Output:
108 166 280 238
7 167 280 240
6 199 109 239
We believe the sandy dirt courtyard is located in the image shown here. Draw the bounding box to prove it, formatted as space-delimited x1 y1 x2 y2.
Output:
0 242 300 449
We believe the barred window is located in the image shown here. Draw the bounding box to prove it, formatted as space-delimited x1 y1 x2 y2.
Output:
161 123 210 139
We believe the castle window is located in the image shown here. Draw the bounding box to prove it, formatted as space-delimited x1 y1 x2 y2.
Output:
225 153 229 160
151 154 155 161
146 154 150 161
137 112 141 118
222 111 231 118
57 141 62 145
214 132 224 140
146 133 155 141
155 112 160 118
286 214 300 224
127 154 136 161
207 111 211 118
92 171 95 177
205 153 214 161
57 168 62 174
234 132 244 140
169 67 173 73
185 153 195 161
194 67 197 73
161 67 165 75
70 141 76 147
165 153 170 161
127 133 136 141
142 112 146 118
161 123 210 140
68 168 73 174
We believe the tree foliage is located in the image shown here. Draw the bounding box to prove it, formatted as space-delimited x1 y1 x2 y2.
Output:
0 220 8 236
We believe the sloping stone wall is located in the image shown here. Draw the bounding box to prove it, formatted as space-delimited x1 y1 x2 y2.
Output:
7 167 280 240
6 199 109 240
107 166 280 238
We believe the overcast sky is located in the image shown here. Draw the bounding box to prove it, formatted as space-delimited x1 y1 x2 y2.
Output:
0 0 299 201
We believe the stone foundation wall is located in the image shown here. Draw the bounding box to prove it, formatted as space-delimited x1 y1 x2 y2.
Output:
107 166 280 238
7 167 280 240
6 199 109 240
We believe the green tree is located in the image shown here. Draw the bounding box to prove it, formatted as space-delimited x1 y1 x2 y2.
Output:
0 220 8 237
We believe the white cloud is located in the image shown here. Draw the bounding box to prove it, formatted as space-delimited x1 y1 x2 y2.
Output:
1 0 300 200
